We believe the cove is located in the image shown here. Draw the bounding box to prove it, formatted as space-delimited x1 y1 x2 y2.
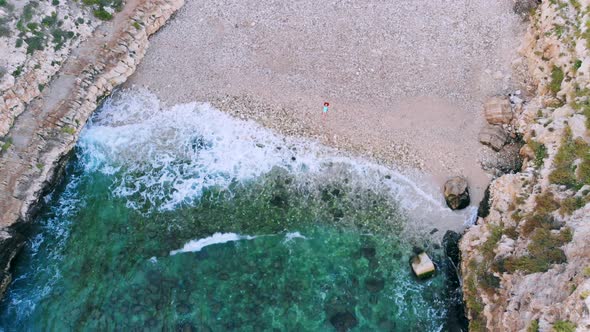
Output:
0 89 469 331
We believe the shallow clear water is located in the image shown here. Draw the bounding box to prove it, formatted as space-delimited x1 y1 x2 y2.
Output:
0 89 468 331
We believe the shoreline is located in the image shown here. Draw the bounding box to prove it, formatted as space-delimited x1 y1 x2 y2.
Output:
128 0 526 206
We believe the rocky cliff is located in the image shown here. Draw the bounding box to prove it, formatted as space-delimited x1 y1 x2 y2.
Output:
0 0 184 297
462 1 590 331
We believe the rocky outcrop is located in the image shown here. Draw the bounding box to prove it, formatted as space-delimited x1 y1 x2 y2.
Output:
484 97 514 125
443 176 470 210
0 228 24 295
0 1 99 137
0 0 184 299
479 124 509 151
461 1 590 331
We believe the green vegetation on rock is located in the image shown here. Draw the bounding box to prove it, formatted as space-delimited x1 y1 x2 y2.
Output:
549 126 590 190
93 8 112 21
549 66 565 95
560 196 585 215
82 0 123 20
61 126 76 135
529 141 547 168
553 320 576 332
528 319 540 332
503 227 571 274
1 137 13 152
465 270 486 332
11 65 22 77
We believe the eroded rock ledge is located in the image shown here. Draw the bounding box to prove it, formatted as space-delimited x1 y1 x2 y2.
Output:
0 0 184 297
461 1 590 331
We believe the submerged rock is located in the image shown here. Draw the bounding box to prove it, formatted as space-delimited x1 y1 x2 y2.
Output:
329 311 358 332
176 322 197 332
443 177 470 210
479 124 508 151
411 252 436 279
484 96 513 125
364 277 385 292
360 247 376 259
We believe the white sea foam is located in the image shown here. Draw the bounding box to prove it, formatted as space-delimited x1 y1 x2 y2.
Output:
5 172 83 322
170 232 257 255
79 88 474 228
464 206 479 226
284 232 307 242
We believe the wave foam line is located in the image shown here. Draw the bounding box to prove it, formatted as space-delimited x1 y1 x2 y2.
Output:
169 233 257 255
79 88 472 226
170 231 310 256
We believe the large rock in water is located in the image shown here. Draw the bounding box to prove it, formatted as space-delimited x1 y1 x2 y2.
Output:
479 124 508 151
443 176 470 210
442 231 462 268
411 252 436 279
484 97 513 124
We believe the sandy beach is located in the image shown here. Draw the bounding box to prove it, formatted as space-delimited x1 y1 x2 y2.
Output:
128 0 524 203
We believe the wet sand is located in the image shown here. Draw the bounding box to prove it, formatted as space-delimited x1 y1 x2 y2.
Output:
128 0 524 204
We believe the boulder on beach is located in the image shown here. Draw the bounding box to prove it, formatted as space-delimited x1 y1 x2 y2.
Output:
479 124 508 151
443 176 470 210
484 97 513 125
411 252 436 279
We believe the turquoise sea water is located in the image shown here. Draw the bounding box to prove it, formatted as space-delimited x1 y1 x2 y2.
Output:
0 90 468 331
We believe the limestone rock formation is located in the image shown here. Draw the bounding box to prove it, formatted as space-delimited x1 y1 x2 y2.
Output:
484 97 514 125
443 176 470 210
0 229 23 296
0 0 185 299
461 1 590 330
479 124 508 151
0 1 100 137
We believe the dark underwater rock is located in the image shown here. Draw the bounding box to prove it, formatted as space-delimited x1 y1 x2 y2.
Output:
329 311 358 332
177 302 191 314
364 277 385 292
176 322 197 332
360 247 376 259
